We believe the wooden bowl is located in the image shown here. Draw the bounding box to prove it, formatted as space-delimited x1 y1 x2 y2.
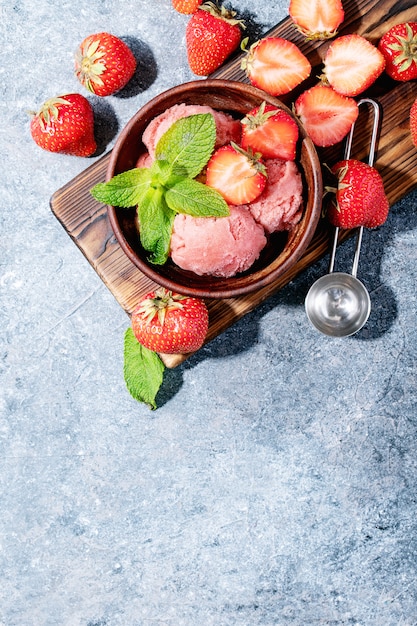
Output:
106 79 323 299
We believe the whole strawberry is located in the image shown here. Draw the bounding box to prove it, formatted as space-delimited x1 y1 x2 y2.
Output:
186 2 244 76
75 32 136 96
410 97 417 148
172 0 201 14
326 159 389 229
131 288 209 354
29 94 96 157
378 22 417 82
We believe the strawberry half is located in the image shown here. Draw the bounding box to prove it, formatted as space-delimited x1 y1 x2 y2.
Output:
206 143 267 205
294 84 359 147
75 32 136 96
29 94 96 157
185 2 244 76
241 37 311 96
411 97 417 148
289 0 344 40
322 34 386 97
131 288 209 354
378 22 417 82
326 159 390 229
241 102 299 161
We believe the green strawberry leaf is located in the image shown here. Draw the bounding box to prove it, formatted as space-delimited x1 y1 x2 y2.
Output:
138 186 176 265
165 178 230 217
91 168 152 207
155 113 216 179
123 327 165 410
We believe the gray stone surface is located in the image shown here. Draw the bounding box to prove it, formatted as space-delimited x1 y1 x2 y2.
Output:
2 1 417 624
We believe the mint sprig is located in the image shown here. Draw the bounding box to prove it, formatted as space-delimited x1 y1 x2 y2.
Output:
123 328 165 410
91 113 230 264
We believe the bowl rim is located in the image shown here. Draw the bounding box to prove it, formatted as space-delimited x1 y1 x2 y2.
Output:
106 79 323 299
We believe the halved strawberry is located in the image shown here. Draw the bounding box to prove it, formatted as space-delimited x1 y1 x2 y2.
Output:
289 0 344 40
241 37 311 96
294 84 359 147
322 34 386 96
206 143 267 205
241 102 299 161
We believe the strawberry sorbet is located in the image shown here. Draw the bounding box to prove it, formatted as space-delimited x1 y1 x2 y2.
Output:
170 205 267 277
142 103 242 158
247 159 304 233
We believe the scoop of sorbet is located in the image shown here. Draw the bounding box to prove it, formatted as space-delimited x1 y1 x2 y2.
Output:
170 205 267 278
247 159 304 233
142 103 242 159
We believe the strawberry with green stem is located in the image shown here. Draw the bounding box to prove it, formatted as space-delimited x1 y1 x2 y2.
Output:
186 2 244 76
326 159 390 229
29 94 96 157
378 22 417 82
124 289 209 409
75 32 136 96
131 288 209 354
241 102 299 161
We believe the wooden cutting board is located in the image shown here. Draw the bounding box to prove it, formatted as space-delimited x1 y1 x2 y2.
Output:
50 0 417 368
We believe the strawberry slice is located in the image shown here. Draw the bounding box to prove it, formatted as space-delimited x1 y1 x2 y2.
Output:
241 37 311 96
241 102 299 161
289 0 344 40
294 84 359 147
322 34 386 96
206 143 267 205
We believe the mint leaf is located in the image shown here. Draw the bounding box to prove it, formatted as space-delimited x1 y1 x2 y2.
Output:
91 168 152 207
165 178 230 218
155 113 216 179
138 187 176 265
123 327 165 410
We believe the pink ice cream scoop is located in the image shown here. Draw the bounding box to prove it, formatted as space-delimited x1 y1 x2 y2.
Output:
170 205 267 278
142 103 242 158
247 159 304 233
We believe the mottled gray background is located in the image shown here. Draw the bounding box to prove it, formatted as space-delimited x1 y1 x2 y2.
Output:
1 1 417 624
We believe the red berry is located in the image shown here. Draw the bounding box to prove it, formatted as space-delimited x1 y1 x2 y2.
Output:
241 102 299 161
322 34 385 97
186 2 243 76
378 22 417 82
75 32 136 96
294 84 359 148
172 0 200 14
131 288 209 354
29 94 96 157
206 143 267 205
326 159 390 229
241 36 311 97
289 0 344 40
